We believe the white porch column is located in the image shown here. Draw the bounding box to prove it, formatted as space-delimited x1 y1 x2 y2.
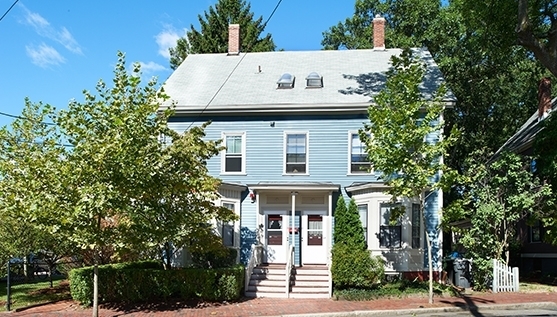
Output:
328 191 333 263
291 191 298 247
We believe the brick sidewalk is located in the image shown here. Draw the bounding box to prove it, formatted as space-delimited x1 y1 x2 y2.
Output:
4 292 557 317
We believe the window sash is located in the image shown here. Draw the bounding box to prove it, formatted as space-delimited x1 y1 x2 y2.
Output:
286 134 307 173
358 204 368 244
380 225 401 248
412 203 420 249
350 133 371 173
224 135 243 172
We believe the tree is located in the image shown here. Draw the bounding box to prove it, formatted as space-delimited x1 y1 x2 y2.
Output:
534 108 557 245
331 196 383 290
0 100 71 280
48 52 235 316
333 196 366 250
169 0 275 69
444 151 552 288
359 49 457 304
322 0 546 176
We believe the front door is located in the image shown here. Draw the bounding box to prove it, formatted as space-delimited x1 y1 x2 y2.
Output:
265 214 286 263
302 213 327 264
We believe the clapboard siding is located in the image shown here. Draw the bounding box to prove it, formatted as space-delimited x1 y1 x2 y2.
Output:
168 113 443 267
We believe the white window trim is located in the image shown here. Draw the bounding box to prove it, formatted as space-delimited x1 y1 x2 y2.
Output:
283 131 309 175
221 132 246 175
218 199 241 249
347 130 373 175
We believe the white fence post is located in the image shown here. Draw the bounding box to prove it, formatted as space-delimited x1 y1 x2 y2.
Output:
492 259 519 293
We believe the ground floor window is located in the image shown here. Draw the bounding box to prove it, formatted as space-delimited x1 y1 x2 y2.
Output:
380 203 401 248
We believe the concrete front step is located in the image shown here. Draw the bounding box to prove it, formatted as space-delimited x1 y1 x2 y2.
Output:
248 285 288 293
289 292 330 299
250 279 287 286
292 274 329 281
291 280 329 287
252 268 286 275
245 291 288 298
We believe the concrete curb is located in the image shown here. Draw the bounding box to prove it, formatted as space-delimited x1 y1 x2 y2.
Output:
272 301 557 317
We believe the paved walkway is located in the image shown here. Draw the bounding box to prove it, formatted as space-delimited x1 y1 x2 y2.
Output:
4 292 557 317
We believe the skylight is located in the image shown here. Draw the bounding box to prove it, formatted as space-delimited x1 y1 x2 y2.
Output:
277 73 295 89
306 72 323 88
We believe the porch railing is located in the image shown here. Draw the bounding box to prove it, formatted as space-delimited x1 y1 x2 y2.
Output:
244 244 263 296
285 245 294 297
492 259 519 293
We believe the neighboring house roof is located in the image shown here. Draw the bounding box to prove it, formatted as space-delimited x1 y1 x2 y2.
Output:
161 48 455 115
494 97 557 156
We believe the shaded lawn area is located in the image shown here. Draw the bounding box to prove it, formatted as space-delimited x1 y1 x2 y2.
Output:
0 278 70 311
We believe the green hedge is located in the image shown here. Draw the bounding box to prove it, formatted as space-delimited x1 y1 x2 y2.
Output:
69 262 244 306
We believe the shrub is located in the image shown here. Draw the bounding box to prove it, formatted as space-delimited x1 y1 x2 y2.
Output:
333 197 366 249
69 261 244 306
191 247 238 269
331 243 384 289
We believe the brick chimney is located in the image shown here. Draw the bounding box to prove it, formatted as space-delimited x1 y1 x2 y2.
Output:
538 77 552 120
228 24 240 55
373 14 386 50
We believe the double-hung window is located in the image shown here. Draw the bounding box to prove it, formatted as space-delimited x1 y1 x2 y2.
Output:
222 133 245 174
285 133 307 174
379 203 401 248
358 204 368 244
221 202 235 247
350 133 371 173
411 203 420 248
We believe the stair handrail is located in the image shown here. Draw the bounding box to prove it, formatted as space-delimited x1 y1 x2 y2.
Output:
245 244 263 295
327 250 333 298
285 244 294 297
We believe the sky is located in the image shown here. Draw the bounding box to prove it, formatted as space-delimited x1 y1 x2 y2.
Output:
0 0 356 127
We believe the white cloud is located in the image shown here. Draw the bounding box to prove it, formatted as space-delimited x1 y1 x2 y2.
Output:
26 43 65 68
20 4 83 55
155 26 187 59
139 61 166 74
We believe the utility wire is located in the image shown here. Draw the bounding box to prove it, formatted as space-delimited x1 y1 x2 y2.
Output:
0 0 19 23
0 111 56 125
185 0 284 130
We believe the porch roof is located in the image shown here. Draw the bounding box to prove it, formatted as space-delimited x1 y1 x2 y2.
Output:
247 181 340 192
344 181 389 193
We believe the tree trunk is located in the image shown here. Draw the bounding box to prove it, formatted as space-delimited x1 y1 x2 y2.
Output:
92 252 98 317
420 193 434 304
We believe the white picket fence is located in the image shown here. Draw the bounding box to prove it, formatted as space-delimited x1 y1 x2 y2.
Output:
492 259 519 293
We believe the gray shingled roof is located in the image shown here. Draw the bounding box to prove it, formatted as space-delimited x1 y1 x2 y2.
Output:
494 98 557 156
161 48 455 114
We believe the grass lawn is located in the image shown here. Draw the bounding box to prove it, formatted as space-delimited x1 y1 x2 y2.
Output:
0 278 70 311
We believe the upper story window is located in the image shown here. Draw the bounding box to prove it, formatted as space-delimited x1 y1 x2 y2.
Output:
277 73 295 89
285 133 308 174
222 132 245 174
350 133 372 173
379 203 401 248
306 72 323 88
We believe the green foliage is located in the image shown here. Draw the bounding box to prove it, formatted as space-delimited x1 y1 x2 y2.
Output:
322 0 441 50
322 0 546 179
360 48 457 202
534 111 557 245
331 243 384 290
191 246 238 269
169 0 275 69
333 197 366 250
69 263 244 306
333 279 457 300
445 151 552 288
